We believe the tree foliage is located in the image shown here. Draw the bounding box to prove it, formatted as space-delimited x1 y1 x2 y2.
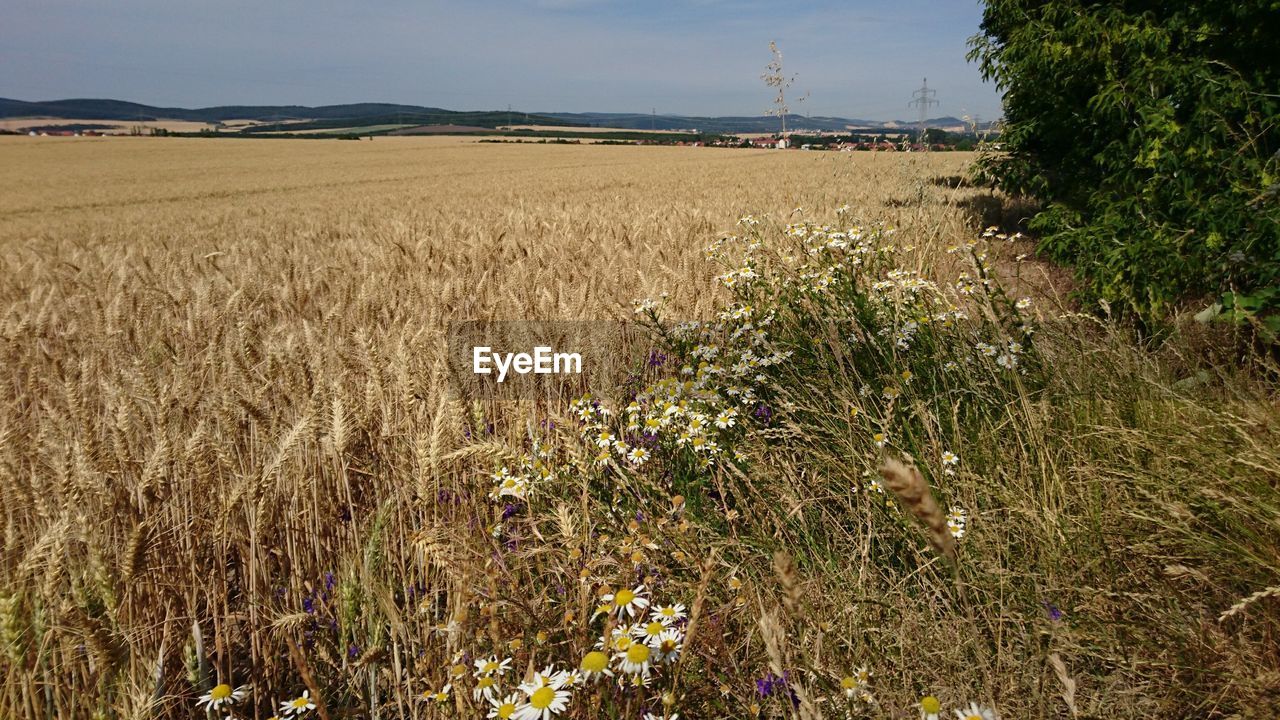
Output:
969 1 1280 332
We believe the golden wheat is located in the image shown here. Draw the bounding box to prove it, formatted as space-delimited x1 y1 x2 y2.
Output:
1 135 1276 718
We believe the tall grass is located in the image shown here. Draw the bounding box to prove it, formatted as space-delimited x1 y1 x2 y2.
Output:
0 138 1276 719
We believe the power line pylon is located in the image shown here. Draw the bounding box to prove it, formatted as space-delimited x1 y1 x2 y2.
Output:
908 78 938 145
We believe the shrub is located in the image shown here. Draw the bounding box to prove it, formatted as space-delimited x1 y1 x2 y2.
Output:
968 1 1280 333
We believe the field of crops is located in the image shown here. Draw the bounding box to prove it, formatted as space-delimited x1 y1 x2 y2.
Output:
0 136 1276 719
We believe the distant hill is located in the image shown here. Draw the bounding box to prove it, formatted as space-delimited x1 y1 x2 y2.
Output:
0 97 987 134
0 98 559 126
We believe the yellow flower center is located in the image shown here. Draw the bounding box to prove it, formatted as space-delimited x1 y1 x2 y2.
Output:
840 676 857 690
291 697 310 709
483 661 499 673
613 589 635 607
581 651 608 673
210 684 232 700
478 677 495 689
612 635 632 651
660 638 678 653
921 696 942 714
644 621 664 636
625 643 650 664
497 702 516 719
965 716 981 720
529 686 556 710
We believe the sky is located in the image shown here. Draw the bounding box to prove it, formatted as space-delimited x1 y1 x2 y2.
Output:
1 0 1003 122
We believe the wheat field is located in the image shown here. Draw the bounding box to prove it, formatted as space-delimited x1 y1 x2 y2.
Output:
1 136 1276 720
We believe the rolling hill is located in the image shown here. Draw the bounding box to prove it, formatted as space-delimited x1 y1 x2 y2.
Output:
0 97 984 134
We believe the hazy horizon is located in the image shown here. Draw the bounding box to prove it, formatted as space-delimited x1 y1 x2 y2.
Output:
2 0 1004 123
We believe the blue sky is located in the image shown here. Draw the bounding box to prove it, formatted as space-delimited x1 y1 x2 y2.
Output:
2 0 1003 121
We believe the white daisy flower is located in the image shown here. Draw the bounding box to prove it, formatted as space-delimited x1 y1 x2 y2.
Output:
473 675 500 702
615 641 652 676
512 682 571 720
488 693 520 719
954 702 997 720
650 628 683 665
650 603 687 623
279 689 316 716
475 655 513 677
604 585 650 618
197 683 248 711
578 650 613 681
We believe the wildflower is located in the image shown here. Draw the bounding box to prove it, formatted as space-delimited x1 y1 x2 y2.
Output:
713 408 737 429
198 684 247 711
513 680 572 720
755 672 789 699
941 451 959 475
920 695 942 720
651 628 684 664
475 656 513 677
995 353 1017 370
616 641 653 675
489 693 520 719
600 625 634 652
279 690 316 716
1044 601 1064 622
954 702 997 720
872 432 888 448
840 675 859 698
947 507 967 539
651 603 687 623
1015 298 1032 310
632 619 668 644
420 684 451 704
556 670 583 688
473 675 500 702
605 585 650 618
579 650 613 680
527 666 567 690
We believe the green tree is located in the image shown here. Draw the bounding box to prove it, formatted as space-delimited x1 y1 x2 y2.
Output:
969 1 1280 330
